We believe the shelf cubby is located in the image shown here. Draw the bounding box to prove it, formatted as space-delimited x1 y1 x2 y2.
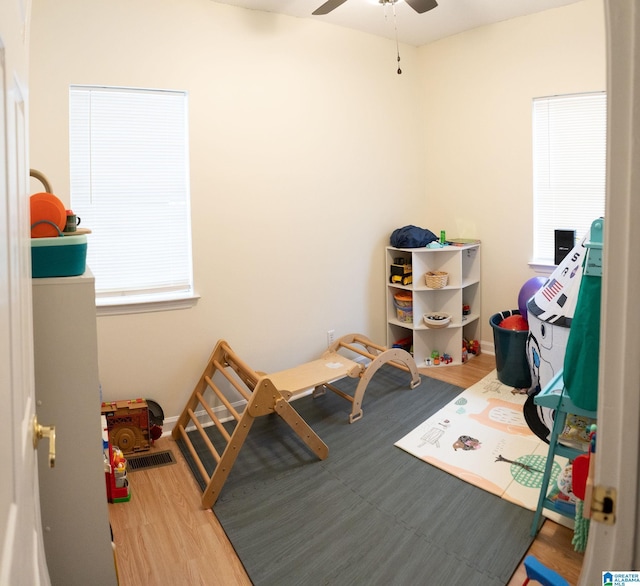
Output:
386 244 481 366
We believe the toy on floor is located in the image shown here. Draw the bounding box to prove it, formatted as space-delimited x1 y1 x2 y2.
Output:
104 443 130 503
101 398 151 454
146 399 165 443
522 555 569 586
523 228 593 443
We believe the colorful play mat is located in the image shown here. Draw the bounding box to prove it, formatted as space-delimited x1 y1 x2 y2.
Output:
395 370 573 526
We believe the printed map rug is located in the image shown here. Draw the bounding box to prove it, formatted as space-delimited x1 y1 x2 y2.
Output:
395 370 571 523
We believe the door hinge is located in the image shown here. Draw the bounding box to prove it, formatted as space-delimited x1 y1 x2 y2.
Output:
591 485 616 525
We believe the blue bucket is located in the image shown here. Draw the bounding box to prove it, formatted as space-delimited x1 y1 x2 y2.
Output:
490 309 531 388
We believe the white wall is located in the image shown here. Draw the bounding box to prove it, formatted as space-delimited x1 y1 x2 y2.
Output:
28 0 605 422
29 0 426 418
419 0 605 340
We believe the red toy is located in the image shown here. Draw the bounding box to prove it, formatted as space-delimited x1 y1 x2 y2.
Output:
104 443 130 503
499 315 529 331
464 339 481 355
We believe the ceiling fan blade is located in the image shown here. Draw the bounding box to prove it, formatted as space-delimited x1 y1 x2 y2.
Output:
404 0 438 14
312 0 349 15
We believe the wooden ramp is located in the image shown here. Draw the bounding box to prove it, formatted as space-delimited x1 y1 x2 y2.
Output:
172 334 420 508
320 333 421 423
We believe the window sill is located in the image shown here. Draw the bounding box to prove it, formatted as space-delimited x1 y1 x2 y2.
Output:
528 261 556 275
96 293 200 316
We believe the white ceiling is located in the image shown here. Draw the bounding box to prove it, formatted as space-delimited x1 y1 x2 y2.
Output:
213 0 582 47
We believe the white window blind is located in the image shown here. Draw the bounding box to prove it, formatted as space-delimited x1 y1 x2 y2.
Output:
532 92 606 264
69 86 193 308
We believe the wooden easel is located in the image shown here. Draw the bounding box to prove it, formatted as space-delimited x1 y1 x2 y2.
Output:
173 334 420 508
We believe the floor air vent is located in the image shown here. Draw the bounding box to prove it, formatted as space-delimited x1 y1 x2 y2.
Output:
126 450 177 472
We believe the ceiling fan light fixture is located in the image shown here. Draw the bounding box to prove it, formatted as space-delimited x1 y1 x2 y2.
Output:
314 0 435 15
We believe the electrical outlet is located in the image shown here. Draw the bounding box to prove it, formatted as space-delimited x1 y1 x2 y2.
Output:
327 329 335 347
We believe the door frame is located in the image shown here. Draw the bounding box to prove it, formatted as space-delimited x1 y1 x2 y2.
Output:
0 0 50 584
579 0 640 582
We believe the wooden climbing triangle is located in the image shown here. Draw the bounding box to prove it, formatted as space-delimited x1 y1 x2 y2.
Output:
172 334 420 508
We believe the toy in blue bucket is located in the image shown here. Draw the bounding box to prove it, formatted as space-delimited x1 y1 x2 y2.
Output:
490 309 532 389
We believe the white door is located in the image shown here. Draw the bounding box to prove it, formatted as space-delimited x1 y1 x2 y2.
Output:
578 0 640 582
0 1 50 585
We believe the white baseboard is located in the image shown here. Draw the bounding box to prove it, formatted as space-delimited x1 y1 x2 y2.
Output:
481 338 495 356
162 398 245 437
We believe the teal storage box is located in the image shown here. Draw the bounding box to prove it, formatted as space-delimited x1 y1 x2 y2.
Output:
31 235 87 278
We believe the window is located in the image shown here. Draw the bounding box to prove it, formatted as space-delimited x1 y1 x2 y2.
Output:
69 86 195 314
532 92 606 265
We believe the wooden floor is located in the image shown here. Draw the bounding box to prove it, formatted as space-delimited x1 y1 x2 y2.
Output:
108 352 584 585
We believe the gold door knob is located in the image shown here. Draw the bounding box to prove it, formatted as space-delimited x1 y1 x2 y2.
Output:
33 415 56 468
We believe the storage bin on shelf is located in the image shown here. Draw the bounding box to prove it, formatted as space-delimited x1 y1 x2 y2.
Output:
425 271 449 289
423 312 451 329
31 234 87 278
393 291 413 323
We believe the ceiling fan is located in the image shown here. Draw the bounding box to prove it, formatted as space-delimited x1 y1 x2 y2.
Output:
312 0 437 16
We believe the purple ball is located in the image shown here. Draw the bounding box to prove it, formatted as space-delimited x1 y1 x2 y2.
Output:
518 277 547 320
